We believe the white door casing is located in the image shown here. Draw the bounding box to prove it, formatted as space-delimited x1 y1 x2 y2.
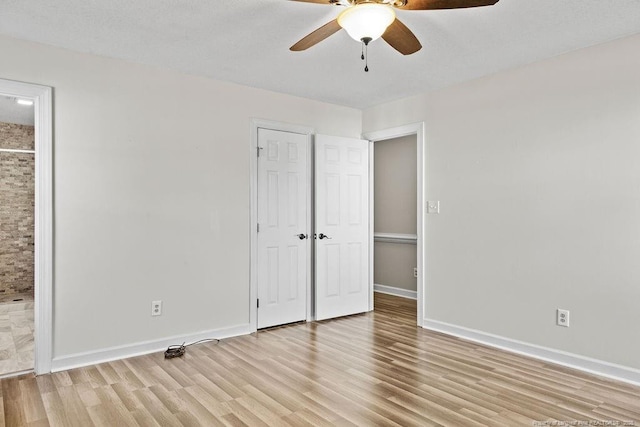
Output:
0 78 53 375
256 128 309 328
363 123 425 327
315 134 370 321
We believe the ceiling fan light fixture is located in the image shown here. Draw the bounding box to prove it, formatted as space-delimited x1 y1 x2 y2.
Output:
337 3 396 43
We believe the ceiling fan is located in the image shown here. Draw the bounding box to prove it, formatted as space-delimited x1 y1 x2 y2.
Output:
290 0 499 70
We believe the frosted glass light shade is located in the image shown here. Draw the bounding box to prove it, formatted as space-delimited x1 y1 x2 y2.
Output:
337 3 396 42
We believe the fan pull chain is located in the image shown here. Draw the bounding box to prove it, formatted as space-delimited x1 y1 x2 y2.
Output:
360 37 372 72
364 42 369 72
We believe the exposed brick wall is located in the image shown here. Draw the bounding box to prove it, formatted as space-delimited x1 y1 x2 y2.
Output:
0 122 34 298
0 122 35 151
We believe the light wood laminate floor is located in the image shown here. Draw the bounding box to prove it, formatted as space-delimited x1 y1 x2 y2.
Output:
1 293 639 426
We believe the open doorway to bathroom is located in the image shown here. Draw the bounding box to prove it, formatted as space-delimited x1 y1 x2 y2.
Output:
0 95 35 376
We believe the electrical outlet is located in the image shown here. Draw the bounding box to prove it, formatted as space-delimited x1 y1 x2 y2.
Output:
152 300 162 316
413 268 418 278
556 309 569 327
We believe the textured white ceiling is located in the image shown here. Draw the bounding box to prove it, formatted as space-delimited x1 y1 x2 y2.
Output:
0 0 639 109
0 96 34 126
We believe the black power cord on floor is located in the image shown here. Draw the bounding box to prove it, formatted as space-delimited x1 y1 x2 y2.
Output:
164 338 220 359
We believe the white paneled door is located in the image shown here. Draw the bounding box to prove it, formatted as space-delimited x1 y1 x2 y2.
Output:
257 128 309 329
315 135 370 320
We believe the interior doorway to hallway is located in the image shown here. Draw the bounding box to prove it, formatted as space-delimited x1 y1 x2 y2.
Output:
364 123 425 327
372 134 419 300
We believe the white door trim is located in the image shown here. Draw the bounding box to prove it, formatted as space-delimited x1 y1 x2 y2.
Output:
0 78 53 374
362 123 426 327
250 119 314 332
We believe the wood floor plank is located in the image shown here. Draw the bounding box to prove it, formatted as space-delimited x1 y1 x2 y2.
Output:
2 377 27 427
54 385 94 427
1 293 639 426
129 407 161 427
240 384 292 418
18 376 48 424
282 409 335 427
176 386 229 424
73 382 100 408
182 384 232 418
85 399 139 427
132 388 182 427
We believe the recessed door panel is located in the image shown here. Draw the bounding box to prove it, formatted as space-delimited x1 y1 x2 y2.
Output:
288 245 299 301
288 143 299 162
347 147 362 165
287 172 299 227
267 171 279 228
325 174 340 226
267 140 279 161
267 247 279 304
347 243 362 294
325 244 341 297
325 145 340 163
348 174 362 225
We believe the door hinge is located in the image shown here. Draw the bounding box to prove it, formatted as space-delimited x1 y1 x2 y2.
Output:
257 223 260 232
257 299 260 308
257 146 263 157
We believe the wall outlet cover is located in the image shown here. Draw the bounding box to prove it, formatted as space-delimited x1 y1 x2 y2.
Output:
152 300 162 316
556 309 570 327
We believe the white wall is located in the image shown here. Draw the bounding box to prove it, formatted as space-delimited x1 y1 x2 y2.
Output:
364 33 640 370
374 135 417 234
0 35 362 361
374 243 416 292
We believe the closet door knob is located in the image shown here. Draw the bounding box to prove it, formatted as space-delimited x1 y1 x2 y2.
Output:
296 233 308 240
318 233 332 240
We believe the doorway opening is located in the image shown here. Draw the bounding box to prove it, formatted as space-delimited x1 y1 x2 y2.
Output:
0 78 53 376
372 134 418 299
364 123 425 327
0 98 35 376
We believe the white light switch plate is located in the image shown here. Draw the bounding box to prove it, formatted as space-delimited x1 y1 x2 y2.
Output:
427 201 440 214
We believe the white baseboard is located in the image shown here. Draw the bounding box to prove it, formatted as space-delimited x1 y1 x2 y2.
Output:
374 284 417 300
51 323 252 373
423 318 640 387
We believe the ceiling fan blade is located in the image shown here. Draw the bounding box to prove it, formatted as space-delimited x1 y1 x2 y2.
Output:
290 19 342 51
289 0 339 4
382 19 422 55
398 0 498 10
